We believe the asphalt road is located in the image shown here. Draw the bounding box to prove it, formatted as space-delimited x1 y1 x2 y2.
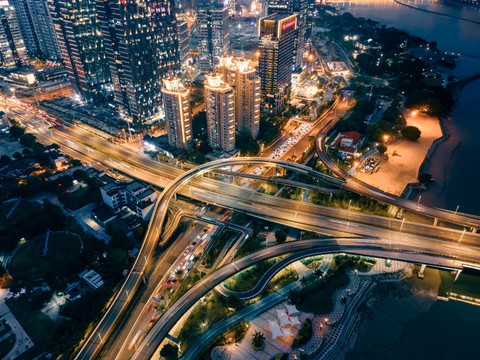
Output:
315 117 480 228
131 236 480 360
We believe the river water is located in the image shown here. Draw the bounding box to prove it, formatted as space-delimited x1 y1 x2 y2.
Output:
324 2 480 357
331 0 480 214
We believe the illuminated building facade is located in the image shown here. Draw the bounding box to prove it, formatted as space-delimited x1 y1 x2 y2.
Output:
96 0 180 122
0 5 27 69
217 56 260 139
50 0 112 102
11 0 59 59
197 3 230 72
162 77 193 150
258 13 296 113
204 74 236 152
266 0 307 69
177 20 190 64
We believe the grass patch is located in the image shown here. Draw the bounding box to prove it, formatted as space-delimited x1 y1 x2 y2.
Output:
289 268 350 315
0 334 15 358
292 319 312 347
263 266 298 297
9 232 82 281
194 320 249 360
58 185 101 210
301 255 324 269
177 291 243 351
170 267 206 304
224 258 279 292
334 254 376 272
6 296 54 357
202 230 238 268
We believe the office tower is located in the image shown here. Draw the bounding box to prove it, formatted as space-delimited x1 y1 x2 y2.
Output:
258 13 296 112
177 20 190 64
217 56 261 139
11 0 59 59
10 0 38 57
97 0 156 121
149 0 180 77
0 5 27 69
161 77 193 150
197 3 230 72
306 0 315 39
96 0 180 121
204 74 236 153
50 0 111 102
26 0 60 59
266 0 307 69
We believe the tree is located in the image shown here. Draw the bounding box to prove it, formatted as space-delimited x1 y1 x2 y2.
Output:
314 268 324 278
9 125 24 138
402 126 421 141
418 173 433 184
275 229 288 243
377 144 387 154
0 154 11 165
160 343 179 360
19 133 37 148
252 331 265 350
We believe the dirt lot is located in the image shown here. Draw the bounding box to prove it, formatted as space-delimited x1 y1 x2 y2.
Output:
355 113 442 195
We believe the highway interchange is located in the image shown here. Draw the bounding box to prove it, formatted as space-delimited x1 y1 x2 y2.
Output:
3 96 480 360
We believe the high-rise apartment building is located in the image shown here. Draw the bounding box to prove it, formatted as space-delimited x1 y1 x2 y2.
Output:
26 0 60 59
11 0 59 59
10 0 38 57
197 3 230 72
0 5 27 69
50 0 111 102
98 0 179 121
217 56 260 139
204 74 236 153
258 13 297 112
97 0 159 121
149 0 180 76
161 77 193 150
266 0 307 69
177 20 190 64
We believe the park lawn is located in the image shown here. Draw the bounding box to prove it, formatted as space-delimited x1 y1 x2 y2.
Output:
301 255 324 269
224 258 280 292
6 297 54 357
202 230 238 268
9 232 82 281
58 186 100 210
296 270 350 315
0 200 40 221
263 266 298 297
0 334 15 358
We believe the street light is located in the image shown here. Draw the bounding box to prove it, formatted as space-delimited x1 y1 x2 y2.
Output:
383 134 389 143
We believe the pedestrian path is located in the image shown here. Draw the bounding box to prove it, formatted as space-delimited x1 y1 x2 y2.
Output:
0 289 34 360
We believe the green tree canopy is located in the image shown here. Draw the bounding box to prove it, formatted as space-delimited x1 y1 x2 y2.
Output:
402 126 421 141
377 144 387 154
19 133 37 148
275 229 288 243
9 125 24 138
160 343 179 360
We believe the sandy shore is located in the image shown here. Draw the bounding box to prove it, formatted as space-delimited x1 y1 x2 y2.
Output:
354 113 442 196
416 114 462 209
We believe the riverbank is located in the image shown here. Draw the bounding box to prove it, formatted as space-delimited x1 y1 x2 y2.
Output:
350 267 440 359
354 113 442 196
350 267 480 359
